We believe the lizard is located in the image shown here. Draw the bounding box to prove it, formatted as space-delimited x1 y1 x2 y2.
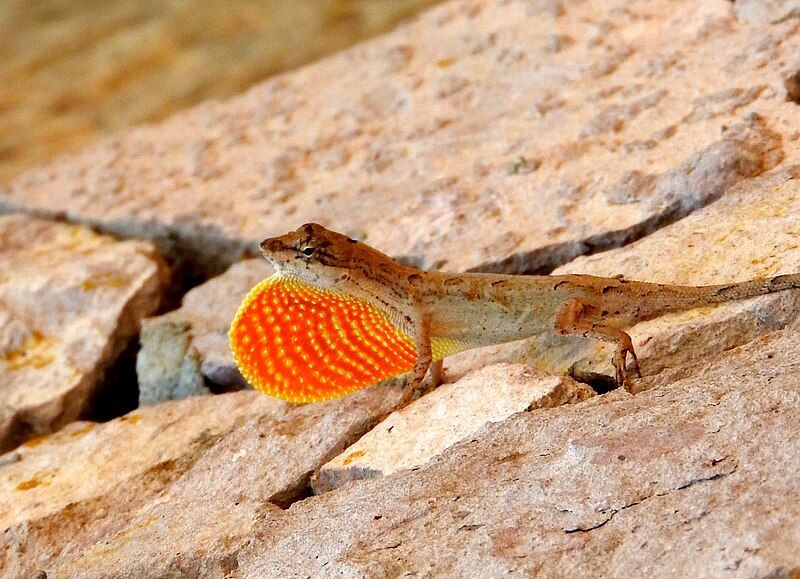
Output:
229 222 800 404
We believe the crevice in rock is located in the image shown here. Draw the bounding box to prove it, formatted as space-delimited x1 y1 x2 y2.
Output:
84 336 140 422
564 457 738 534
471 118 784 275
271 475 316 510
568 369 618 395
785 68 800 104
0 201 259 297
0 117 785 284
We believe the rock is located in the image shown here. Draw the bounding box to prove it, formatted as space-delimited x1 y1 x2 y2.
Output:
0 391 277 534
3 0 799 276
0 379 410 577
0 215 168 451
234 324 800 576
136 322 209 405
733 0 800 23
137 259 273 404
13 314 800 576
0 0 442 183
315 363 595 493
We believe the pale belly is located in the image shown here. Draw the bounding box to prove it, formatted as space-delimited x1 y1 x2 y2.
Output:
420 293 559 359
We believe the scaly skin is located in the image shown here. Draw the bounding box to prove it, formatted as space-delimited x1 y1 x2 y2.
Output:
230 223 800 402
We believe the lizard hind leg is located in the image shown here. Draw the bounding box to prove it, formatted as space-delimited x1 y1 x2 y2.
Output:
554 299 641 393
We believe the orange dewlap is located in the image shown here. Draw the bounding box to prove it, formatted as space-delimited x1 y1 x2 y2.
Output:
229 275 417 403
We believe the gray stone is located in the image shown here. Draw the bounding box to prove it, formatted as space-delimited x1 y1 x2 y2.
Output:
136 259 273 404
137 322 209 405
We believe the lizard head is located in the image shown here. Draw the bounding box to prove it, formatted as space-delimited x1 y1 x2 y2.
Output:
259 223 398 287
231 223 418 403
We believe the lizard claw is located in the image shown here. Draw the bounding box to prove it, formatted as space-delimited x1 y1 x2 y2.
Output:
613 346 640 393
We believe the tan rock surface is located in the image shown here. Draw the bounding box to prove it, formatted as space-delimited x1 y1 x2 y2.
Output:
315 363 595 493
0 391 276 532
137 259 273 405
4 0 798 276
0 380 410 576
234 326 800 577
0 0 441 183
22 316 799 576
0 215 168 451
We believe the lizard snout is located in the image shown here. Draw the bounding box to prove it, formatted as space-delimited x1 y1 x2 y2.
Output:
259 237 282 254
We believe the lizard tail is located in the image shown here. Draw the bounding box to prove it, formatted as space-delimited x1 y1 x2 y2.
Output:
691 272 800 304
640 272 800 318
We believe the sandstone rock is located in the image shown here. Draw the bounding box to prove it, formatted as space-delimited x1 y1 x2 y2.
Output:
33 313 800 576
234 325 800 576
733 0 800 23
3 0 799 276
0 0 441 183
0 379 410 576
137 259 273 404
0 391 277 533
315 363 595 493
0 215 168 451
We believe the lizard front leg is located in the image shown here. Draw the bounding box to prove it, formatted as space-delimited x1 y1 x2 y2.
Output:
398 306 435 407
554 299 641 392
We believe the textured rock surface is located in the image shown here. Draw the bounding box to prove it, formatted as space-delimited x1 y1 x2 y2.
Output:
235 326 800 577
19 320 799 577
315 363 595 493
0 215 168 451
0 0 441 183
0 391 277 532
137 259 273 405
4 0 799 276
0 380 410 576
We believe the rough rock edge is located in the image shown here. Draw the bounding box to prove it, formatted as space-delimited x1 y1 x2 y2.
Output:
312 365 596 494
1 238 171 452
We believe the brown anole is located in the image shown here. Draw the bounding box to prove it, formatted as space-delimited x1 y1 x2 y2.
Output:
229 223 800 403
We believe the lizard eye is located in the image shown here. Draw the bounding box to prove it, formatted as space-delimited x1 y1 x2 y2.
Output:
300 245 316 257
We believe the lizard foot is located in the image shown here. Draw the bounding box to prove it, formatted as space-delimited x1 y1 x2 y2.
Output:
554 299 642 394
613 345 641 393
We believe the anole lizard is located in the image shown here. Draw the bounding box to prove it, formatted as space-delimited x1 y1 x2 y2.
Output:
229 223 800 403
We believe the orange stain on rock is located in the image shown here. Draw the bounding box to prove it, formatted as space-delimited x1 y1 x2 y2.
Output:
342 449 366 465
229 275 417 403
21 434 49 448
16 477 50 491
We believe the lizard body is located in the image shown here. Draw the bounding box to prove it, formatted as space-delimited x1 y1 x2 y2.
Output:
229 223 800 403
